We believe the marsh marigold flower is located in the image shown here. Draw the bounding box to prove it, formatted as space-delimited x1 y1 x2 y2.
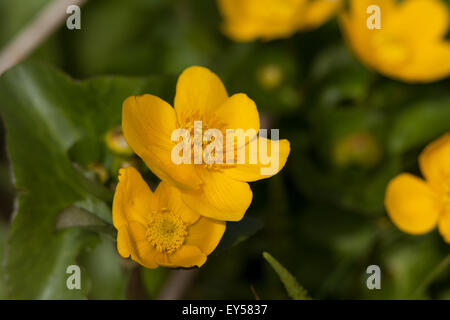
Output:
113 166 225 268
385 133 450 243
340 0 450 83
122 66 290 222
217 0 342 41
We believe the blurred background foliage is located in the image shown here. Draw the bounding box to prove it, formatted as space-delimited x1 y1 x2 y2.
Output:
0 0 449 299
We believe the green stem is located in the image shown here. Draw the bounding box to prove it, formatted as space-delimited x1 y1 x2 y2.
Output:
411 253 450 299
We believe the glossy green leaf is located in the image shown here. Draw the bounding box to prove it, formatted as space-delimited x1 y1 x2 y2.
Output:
79 236 128 300
0 61 173 299
56 205 117 242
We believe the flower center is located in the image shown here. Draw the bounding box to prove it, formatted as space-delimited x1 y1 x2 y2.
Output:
180 113 233 170
372 32 410 66
146 208 187 254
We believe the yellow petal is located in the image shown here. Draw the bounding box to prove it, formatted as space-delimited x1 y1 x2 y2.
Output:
339 2 377 71
223 137 290 182
181 168 253 221
394 0 449 41
128 221 159 269
217 0 261 42
218 0 299 41
340 0 450 83
302 0 341 30
221 21 262 42
419 133 450 187
402 42 450 83
117 226 131 258
186 217 226 255
438 210 450 243
174 66 228 123
215 93 260 134
154 181 200 225
380 0 450 82
418 41 450 80
217 0 241 19
385 173 440 234
153 252 174 268
112 166 156 229
218 0 339 41
169 245 207 268
122 94 201 190
342 0 396 26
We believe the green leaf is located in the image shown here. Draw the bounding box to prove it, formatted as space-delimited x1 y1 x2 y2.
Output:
310 45 372 108
55 205 117 242
73 197 113 225
0 61 173 299
0 0 52 47
263 252 310 300
363 236 444 299
0 221 8 299
388 98 450 155
79 236 128 300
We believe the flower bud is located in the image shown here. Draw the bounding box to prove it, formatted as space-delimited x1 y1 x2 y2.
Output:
105 126 133 156
87 162 109 184
333 132 382 169
257 64 283 90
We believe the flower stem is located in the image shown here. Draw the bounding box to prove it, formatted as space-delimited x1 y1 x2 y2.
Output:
411 253 450 299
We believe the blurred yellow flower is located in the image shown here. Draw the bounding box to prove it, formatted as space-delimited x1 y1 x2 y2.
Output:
113 166 225 268
340 0 450 83
105 126 133 156
385 133 450 243
122 66 290 222
217 0 342 41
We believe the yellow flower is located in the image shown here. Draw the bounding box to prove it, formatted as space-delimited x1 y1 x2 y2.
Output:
113 166 226 268
340 0 450 83
217 0 342 41
385 133 450 243
122 66 290 222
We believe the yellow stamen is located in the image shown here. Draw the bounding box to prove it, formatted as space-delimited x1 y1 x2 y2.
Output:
146 208 187 254
181 113 237 170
